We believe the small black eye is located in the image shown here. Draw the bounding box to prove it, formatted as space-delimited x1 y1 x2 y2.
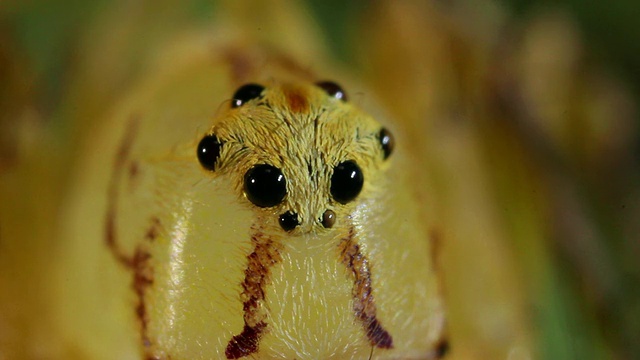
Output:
279 211 299 231
315 81 347 101
379 128 394 160
321 209 336 228
244 164 287 208
232 83 264 108
197 134 222 171
330 160 363 204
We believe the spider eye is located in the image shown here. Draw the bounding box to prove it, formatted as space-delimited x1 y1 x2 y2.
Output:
243 164 287 208
315 81 347 101
379 128 394 160
330 160 363 204
279 211 299 231
197 134 222 171
232 83 265 108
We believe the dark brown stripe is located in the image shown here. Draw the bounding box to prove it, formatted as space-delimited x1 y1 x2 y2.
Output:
145 216 162 242
103 116 159 358
132 246 153 349
225 322 267 359
226 228 283 359
338 227 393 349
105 115 139 267
429 228 450 359
127 160 141 192
434 337 450 358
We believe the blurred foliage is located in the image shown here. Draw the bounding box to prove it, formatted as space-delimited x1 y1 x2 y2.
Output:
506 0 640 96
3 0 639 125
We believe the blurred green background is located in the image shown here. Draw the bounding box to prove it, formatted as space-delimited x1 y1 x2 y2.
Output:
3 0 640 110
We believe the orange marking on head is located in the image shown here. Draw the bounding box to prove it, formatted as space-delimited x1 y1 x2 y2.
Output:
283 86 309 114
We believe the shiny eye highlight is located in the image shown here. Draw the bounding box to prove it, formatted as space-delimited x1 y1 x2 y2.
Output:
330 160 363 204
243 164 287 208
379 128 394 160
197 134 222 171
232 83 265 108
315 81 347 101
279 211 299 231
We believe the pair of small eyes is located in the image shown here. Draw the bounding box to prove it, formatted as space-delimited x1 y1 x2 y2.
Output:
231 81 347 108
197 82 394 209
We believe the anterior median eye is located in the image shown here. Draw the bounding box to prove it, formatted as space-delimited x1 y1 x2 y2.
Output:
232 83 265 108
197 134 222 171
315 81 347 101
330 160 363 204
243 164 287 207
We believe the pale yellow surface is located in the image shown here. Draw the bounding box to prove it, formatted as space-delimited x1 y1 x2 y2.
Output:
0 0 566 359
44 31 445 359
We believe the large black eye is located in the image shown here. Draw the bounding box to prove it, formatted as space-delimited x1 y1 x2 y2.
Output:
379 128 394 160
232 83 264 108
244 164 287 207
330 160 363 204
197 134 222 171
315 81 347 101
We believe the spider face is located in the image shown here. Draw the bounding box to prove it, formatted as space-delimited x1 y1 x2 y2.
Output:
198 82 393 235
